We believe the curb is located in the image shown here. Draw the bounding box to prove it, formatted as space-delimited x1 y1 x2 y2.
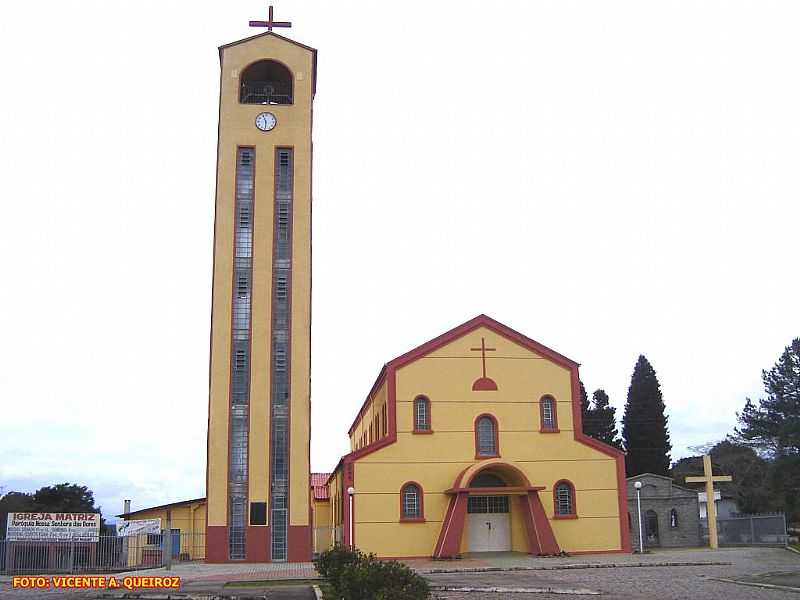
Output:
786 546 800 556
711 577 800 594
431 585 600 595
313 584 324 600
420 560 732 575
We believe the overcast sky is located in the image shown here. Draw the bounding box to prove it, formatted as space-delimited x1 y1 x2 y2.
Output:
1 0 798 520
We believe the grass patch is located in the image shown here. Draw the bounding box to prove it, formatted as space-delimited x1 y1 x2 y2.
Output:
318 582 335 599
790 544 800 552
223 578 320 588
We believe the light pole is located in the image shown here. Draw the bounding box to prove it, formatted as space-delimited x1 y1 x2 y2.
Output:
634 481 644 553
347 486 355 549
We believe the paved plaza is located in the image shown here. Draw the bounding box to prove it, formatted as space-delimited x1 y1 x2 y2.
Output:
0 547 797 599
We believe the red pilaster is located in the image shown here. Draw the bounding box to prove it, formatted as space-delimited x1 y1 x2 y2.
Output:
433 492 468 558
524 491 560 555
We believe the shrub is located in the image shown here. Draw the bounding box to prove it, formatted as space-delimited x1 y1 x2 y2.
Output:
315 545 429 600
313 545 363 597
338 555 429 600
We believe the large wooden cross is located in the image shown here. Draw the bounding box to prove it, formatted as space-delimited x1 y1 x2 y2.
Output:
249 5 292 31
686 454 732 549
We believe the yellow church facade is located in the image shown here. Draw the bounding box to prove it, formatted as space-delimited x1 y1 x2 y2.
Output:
320 315 631 558
118 13 635 564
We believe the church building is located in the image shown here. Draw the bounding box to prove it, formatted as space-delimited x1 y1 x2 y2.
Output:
114 9 632 563
319 315 630 557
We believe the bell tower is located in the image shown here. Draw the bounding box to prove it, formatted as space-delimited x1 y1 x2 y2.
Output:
206 8 316 562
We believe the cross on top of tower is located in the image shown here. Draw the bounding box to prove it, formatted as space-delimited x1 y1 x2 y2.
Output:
249 5 292 31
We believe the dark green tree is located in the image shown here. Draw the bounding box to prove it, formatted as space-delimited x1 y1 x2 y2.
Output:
671 440 770 514
0 491 36 539
734 338 800 457
590 389 623 449
579 380 590 426
32 483 100 514
622 355 672 477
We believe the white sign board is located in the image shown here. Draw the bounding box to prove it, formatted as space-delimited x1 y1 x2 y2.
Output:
116 519 161 537
6 512 100 542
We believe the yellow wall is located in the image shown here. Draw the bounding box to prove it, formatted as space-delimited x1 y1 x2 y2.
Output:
349 380 387 451
121 501 207 560
312 498 332 553
207 33 314 528
348 325 622 557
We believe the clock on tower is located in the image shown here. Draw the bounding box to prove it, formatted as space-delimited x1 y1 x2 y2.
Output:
206 6 316 563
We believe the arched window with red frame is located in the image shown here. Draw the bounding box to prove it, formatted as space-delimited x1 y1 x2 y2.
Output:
540 395 559 432
413 396 431 432
474 414 499 458
553 480 577 518
400 482 424 521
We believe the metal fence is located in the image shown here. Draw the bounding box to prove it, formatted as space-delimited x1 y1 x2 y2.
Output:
0 532 206 575
701 513 788 546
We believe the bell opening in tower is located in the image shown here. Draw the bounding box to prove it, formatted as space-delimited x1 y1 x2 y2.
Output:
240 59 293 105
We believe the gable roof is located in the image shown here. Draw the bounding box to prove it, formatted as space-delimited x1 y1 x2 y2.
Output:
627 473 699 495
311 473 331 500
218 31 318 96
387 314 579 371
347 314 578 434
116 497 206 519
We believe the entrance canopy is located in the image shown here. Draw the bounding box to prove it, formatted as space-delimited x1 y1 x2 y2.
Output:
446 459 545 496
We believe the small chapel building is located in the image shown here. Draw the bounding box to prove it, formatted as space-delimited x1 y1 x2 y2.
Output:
317 315 630 557
626 474 701 549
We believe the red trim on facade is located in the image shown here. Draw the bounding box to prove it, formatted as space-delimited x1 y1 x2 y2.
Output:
519 494 541 554
288 525 312 562
539 395 559 433
399 481 425 522
347 367 387 436
569 369 631 553
473 413 500 459
433 492 468 558
246 525 269 562
526 491 561 554
552 479 577 518
464 462 534 488
445 485 543 495
206 526 229 563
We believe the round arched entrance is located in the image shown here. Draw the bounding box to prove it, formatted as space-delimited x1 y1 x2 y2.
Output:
433 460 561 558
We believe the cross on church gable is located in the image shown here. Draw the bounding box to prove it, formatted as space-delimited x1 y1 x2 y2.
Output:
470 337 498 391
249 5 292 31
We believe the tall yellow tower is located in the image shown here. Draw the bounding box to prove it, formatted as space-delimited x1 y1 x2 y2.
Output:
206 10 316 563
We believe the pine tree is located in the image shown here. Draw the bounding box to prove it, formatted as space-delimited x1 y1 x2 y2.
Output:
579 380 590 428
622 355 672 476
591 389 623 449
735 338 800 457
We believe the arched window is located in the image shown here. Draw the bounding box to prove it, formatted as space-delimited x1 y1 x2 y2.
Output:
400 482 424 521
553 480 576 518
475 415 499 457
540 395 558 432
240 59 293 105
413 396 431 432
670 508 679 528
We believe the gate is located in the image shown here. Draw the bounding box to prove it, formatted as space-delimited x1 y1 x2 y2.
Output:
0 531 206 575
701 513 788 546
